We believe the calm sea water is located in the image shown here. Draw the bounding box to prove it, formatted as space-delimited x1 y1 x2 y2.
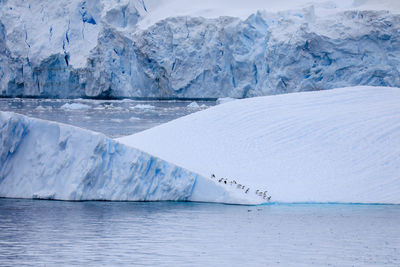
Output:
0 98 214 138
1 99 400 266
0 199 399 266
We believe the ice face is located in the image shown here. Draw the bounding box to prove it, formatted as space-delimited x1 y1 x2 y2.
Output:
1 1 400 98
0 111 258 204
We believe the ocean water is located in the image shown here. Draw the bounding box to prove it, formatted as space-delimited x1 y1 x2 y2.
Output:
0 199 399 266
0 98 214 138
1 98 400 266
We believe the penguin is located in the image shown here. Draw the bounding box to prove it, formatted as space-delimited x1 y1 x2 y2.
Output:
267 196 271 201
211 174 216 179
224 179 227 184
245 188 249 194
232 180 237 184
263 191 267 198
242 185 245 189
218 178 223 183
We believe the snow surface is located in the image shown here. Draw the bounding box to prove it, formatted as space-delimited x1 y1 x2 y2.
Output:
137 0 400 29
118 86 400 204
1 0 400 98
0 111 257 204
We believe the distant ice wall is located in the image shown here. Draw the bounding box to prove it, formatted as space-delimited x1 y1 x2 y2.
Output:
0 111 247 203
1 1 400 98
136 10 400 98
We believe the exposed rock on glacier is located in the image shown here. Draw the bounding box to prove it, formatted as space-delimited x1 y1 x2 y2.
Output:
1 1 400 98
118 86 400 204
0 111 255 204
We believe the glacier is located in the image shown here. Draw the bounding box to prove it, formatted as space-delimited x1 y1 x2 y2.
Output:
0 111 255 204
1 0 400 98
118 86 400 204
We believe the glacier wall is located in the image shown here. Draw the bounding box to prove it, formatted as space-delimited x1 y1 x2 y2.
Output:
1 1 400 98
0 111 248 203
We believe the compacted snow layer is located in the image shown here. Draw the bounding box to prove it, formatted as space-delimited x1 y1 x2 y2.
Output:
0 111 254 204
1 0 400 98
118 86 400 204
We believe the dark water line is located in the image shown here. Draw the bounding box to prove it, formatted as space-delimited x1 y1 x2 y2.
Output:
0 95 219 101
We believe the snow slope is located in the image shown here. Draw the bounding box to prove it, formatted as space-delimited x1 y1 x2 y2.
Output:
118 86 400 204
0 111 256 204
1 0 400 98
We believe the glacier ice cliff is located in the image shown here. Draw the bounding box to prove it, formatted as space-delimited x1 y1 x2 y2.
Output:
1 1 400 98
0 111 252 204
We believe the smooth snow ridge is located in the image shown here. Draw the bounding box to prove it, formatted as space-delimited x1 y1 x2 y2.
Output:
118 86 400 204
0 112 255 204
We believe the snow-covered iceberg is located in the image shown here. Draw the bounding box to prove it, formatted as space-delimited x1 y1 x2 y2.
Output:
118 86 400 204
1 0 400 98
0 111 256 204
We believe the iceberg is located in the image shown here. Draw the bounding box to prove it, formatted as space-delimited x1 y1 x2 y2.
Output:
1 0 400 98
118 86 400 204
0 111 257 204
60 103 91 110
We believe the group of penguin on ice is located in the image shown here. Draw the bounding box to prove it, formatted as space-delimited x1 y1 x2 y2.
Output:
210 174 271 201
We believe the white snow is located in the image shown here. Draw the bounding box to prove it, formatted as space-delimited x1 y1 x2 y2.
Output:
137 0 400 30
118 86 400 204
0 111 254 204
60 103 91 110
